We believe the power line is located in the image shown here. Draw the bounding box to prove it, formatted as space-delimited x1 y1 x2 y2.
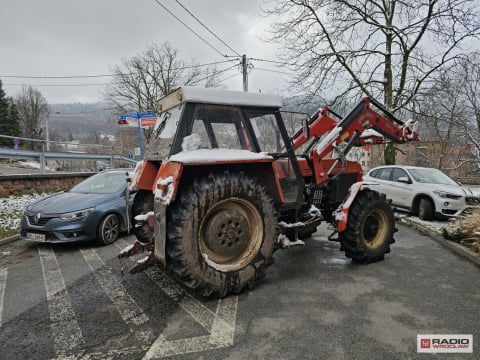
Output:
151 0 229 58
5 64 239 88
174 0 241 57
255 67 294 75
0 60 233 79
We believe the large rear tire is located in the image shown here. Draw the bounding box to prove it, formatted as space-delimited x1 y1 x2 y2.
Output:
166 173 277 297
338 189 395 263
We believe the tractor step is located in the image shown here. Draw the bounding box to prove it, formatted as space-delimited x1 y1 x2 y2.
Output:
118 241 157 274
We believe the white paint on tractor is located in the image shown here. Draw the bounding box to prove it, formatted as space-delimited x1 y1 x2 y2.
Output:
38 246 85 358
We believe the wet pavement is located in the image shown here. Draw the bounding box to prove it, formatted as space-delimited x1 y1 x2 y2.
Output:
0 223 478 359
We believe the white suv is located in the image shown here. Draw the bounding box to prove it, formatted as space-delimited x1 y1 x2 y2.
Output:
363 165 480 220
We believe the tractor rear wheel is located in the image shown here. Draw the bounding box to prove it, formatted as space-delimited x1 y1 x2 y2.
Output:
338 189 395 263
166 173 277 297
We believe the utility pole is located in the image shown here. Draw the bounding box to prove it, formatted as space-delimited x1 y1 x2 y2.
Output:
242 54 248 92
45 117 50 151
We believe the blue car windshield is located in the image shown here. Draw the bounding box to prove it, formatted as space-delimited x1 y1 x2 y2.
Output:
70 172 126 194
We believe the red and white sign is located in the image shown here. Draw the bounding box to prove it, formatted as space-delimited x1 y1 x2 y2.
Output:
417 334 473 353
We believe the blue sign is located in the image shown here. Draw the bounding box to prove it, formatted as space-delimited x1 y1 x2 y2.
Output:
128 152 133 159
138 112 156 119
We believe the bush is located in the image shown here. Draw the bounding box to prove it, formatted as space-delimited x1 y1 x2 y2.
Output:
443 209 480 253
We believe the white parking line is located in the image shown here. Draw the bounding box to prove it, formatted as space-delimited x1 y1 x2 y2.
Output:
114 239 238 359
0 268 7 327
38 246 84 358
80 248 149 326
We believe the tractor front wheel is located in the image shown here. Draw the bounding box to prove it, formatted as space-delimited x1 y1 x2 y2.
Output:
166 173 277 297
338 189 395 263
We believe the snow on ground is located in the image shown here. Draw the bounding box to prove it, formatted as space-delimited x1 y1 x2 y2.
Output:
16 161 53 171
0 193 50 232
395 210 448 235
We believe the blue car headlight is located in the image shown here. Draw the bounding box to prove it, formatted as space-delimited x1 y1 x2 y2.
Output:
60 208 94 222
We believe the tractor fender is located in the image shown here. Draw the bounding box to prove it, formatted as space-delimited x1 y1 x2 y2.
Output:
151 161 184 267
334 181 374 232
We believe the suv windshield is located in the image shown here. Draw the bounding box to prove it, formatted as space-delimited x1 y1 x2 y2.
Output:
408 168 458 185
145 105 183 159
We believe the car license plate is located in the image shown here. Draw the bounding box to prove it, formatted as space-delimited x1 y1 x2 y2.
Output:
24 232 46 241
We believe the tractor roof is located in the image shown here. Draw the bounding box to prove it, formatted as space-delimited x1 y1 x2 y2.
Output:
157 86 284 112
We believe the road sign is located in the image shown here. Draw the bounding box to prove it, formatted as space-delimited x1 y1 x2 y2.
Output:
118 112 157 129
134 147 141 156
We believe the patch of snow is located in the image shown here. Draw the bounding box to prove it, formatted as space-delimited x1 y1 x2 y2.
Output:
128 160 144 191
360 129 383 138
181 133 202 152
119 244 134 255
136 254 152 265
0 192 51 232
202 253 237 271
17 161 53 171
134 211 154 222
279 221 306 228
277 234 305 248
170 149 273 164
180 86 284 108
315 126 342 155
399 213 448 235
154 177 174 205
309 204 321 217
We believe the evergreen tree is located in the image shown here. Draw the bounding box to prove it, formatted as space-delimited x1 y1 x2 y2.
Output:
0 79 22 147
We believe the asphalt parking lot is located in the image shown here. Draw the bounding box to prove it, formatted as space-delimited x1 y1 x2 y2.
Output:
0 222 478 359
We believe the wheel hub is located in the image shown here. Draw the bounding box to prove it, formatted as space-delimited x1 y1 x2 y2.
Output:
203 210 249 260
363 210 387 249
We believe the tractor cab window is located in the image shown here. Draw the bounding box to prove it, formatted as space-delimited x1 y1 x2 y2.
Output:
190 105 248 150
246 110 285 154
145 104 183 159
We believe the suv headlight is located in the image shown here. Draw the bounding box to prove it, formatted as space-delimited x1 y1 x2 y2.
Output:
60 208 94 222
433 191 462 199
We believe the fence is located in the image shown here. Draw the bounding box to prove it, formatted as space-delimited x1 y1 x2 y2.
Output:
0 148 136 174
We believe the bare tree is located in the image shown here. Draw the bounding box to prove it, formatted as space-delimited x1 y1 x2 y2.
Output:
414 53 480 175
105 42 221 143
14 86 49 150
264 0 480 163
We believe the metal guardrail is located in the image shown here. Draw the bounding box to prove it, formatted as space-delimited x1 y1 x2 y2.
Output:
0 148 136 174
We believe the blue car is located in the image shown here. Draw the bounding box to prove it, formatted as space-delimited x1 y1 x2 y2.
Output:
20 170 134 244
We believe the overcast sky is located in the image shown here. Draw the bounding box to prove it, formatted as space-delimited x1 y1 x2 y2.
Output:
0 0 290 104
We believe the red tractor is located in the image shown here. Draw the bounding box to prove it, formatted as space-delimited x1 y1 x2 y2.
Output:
120 87 418 296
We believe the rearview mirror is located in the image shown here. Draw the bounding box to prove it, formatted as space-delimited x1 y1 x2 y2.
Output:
398 176 411 184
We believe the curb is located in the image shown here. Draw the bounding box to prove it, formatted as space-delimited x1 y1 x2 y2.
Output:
0 234 20 246
400 217 480 267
